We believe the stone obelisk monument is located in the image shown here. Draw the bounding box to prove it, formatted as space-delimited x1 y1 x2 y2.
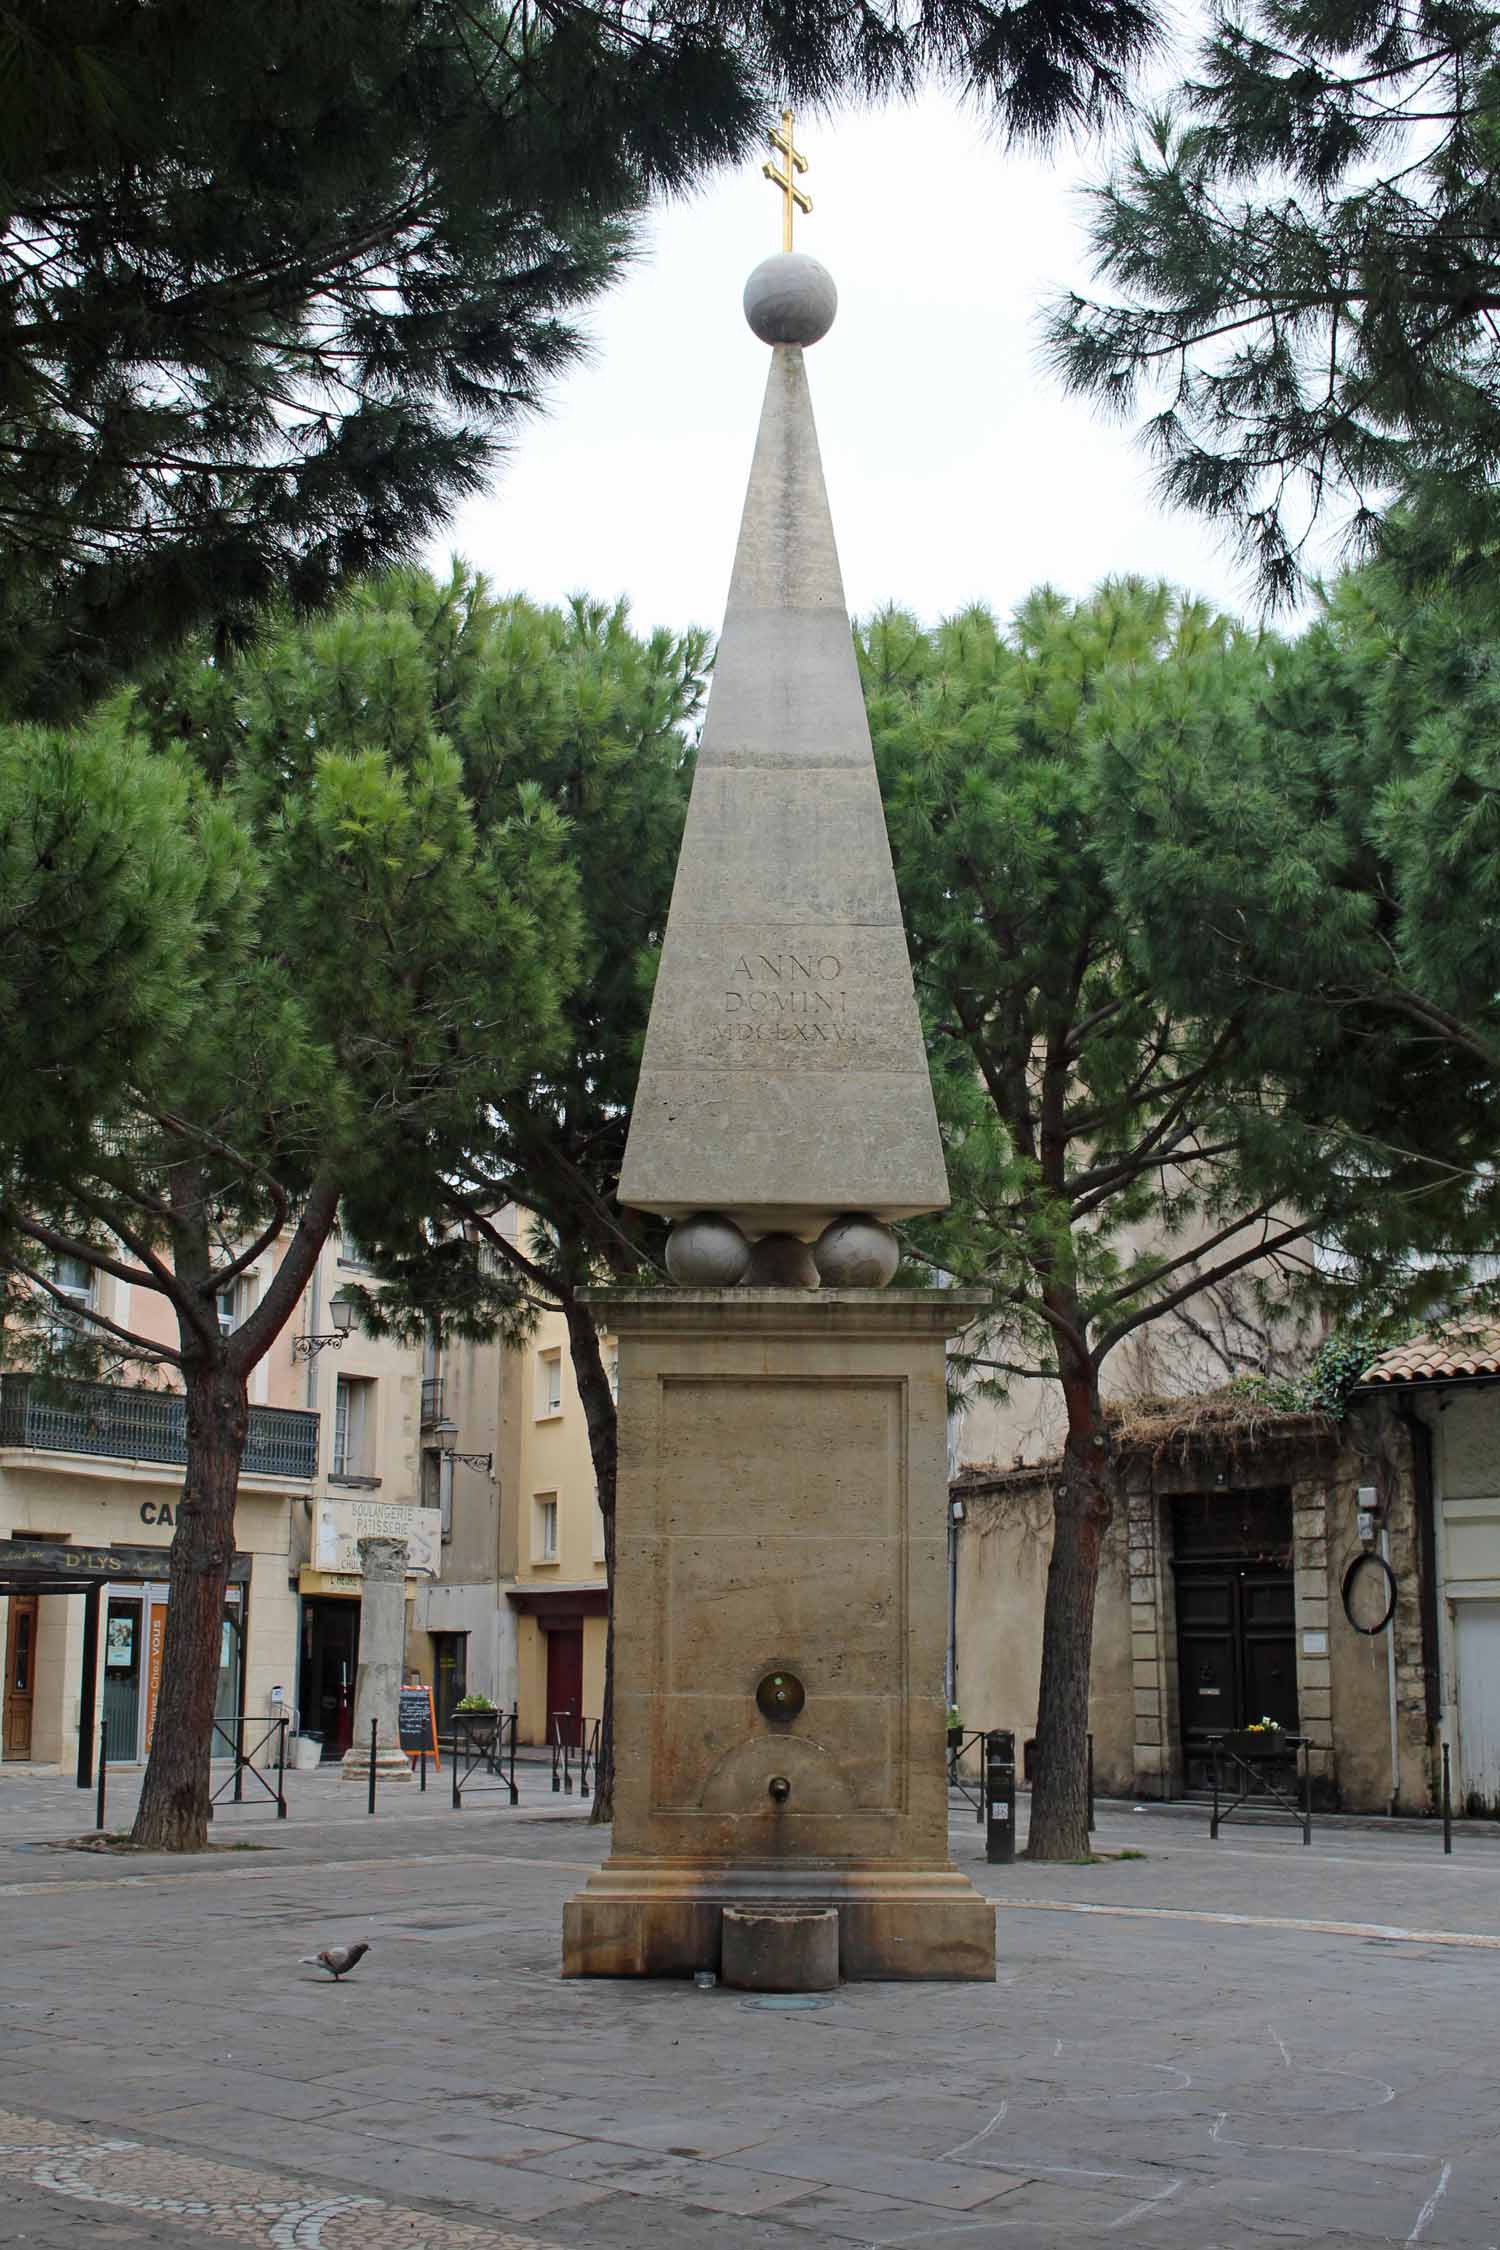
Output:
562 115 994 1982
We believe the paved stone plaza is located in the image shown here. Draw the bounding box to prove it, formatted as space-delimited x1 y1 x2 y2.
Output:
0 1768 1497 2250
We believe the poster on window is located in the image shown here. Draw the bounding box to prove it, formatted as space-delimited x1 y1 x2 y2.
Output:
105 1614 135 1670
144 1608 167 1750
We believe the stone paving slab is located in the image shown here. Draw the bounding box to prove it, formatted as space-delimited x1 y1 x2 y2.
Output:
0 2110 557 2250
2 1789 1499 2248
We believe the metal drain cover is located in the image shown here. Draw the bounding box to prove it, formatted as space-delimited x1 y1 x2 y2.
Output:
736 1993 832 2011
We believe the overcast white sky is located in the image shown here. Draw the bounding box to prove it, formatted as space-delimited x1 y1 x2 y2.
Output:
435 86 1301 643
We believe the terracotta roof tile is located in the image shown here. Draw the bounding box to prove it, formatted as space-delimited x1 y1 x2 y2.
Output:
1359 1321 1500 1387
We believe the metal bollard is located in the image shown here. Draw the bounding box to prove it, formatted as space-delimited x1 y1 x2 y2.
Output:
985 1728 1016 1865
368 1719 378 1816
1442 1741 1453 1855
95 1720 108 1833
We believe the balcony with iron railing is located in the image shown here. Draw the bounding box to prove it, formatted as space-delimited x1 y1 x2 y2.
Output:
0 1374 319 1481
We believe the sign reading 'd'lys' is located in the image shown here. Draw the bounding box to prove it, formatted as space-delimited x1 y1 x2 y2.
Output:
314 1499 442 1578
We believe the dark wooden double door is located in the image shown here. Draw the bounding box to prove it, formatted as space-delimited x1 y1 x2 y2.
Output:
1173 1489 1298 1792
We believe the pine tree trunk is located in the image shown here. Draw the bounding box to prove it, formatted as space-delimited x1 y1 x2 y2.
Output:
130 1364 248 1851
1026 1360 1115 1863
562 1293 617 1825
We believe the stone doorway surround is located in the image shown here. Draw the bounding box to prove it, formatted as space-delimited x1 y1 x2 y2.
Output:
1125 1419 1428 1806
1127 1470 1334 1799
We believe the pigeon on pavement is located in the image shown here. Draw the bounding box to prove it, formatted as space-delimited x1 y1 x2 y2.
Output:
303 1942 370 1980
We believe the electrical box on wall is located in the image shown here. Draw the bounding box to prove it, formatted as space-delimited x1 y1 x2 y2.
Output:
1356 1484 1379 1545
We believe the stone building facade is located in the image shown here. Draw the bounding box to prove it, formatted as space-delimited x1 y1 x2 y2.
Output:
0 1198 619 1780
951 1396 1437 1814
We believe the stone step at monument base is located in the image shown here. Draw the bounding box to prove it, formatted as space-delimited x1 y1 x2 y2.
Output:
563 1858 995 1982
338 1745 415 1783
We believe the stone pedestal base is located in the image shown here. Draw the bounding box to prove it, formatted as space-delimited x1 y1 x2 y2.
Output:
568 1288 995 1986
338 1744 414 1785
563 1859 995 1982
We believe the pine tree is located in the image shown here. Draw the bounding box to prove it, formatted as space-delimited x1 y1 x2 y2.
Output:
0 578 578 1847
863 580 1488 1859
337 573 709 1823
2 0 1161 718
0 722 208 1173
1103 556 1500 1115
1043 0 1500 606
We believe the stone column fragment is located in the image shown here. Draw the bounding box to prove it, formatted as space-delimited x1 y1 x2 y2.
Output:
340 1536 414 1784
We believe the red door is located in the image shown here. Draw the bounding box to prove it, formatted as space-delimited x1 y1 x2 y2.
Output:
546 1627 584 1748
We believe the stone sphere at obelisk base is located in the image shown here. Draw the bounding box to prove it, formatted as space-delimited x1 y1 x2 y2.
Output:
743 251 837 345
340 1536 415 1783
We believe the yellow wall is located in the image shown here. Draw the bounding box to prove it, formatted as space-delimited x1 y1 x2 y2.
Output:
510 1305 610 1743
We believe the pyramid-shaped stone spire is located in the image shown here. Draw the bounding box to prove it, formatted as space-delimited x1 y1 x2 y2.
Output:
618 252 948 1262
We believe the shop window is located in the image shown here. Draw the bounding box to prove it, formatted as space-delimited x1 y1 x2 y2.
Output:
534 1494 559 1564
333 1376 376 1478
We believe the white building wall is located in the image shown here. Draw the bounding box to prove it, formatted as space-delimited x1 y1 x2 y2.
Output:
1420 1390 1500 1812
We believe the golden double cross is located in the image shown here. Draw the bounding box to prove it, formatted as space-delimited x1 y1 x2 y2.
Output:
763 109 811 251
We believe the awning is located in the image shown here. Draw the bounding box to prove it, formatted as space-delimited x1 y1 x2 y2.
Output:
297 1565 422 1596
0 1538 251 1595
506 1583 608 1619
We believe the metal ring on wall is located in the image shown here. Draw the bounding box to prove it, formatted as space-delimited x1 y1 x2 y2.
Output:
1340 1549 1397 1635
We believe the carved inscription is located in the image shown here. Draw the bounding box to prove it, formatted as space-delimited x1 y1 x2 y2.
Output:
722 950 857 1049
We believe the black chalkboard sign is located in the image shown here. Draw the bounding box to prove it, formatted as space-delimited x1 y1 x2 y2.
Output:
397 1684 439 1767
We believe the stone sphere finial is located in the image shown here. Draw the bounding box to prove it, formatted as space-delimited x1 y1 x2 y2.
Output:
744 252 838 347
813 1215 901 1289
665 1212 752 1286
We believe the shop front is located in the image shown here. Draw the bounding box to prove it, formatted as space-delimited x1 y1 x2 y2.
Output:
296 1571 362 1759
293 1499 441 1761
99 1581 245 1762
0 1538 252 1782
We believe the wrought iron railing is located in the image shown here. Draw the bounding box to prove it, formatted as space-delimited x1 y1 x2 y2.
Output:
550 1709 600 1799
947 1727 991 1821
0 1373 319 1481
451 1705 519 1808
420 1375 445 1425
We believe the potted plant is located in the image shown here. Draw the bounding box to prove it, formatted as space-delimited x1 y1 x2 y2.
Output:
453 1692 498 1751
1225 1716 1288 1757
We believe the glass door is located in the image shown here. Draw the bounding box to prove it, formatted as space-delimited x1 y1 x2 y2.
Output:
102 1597 144 1761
